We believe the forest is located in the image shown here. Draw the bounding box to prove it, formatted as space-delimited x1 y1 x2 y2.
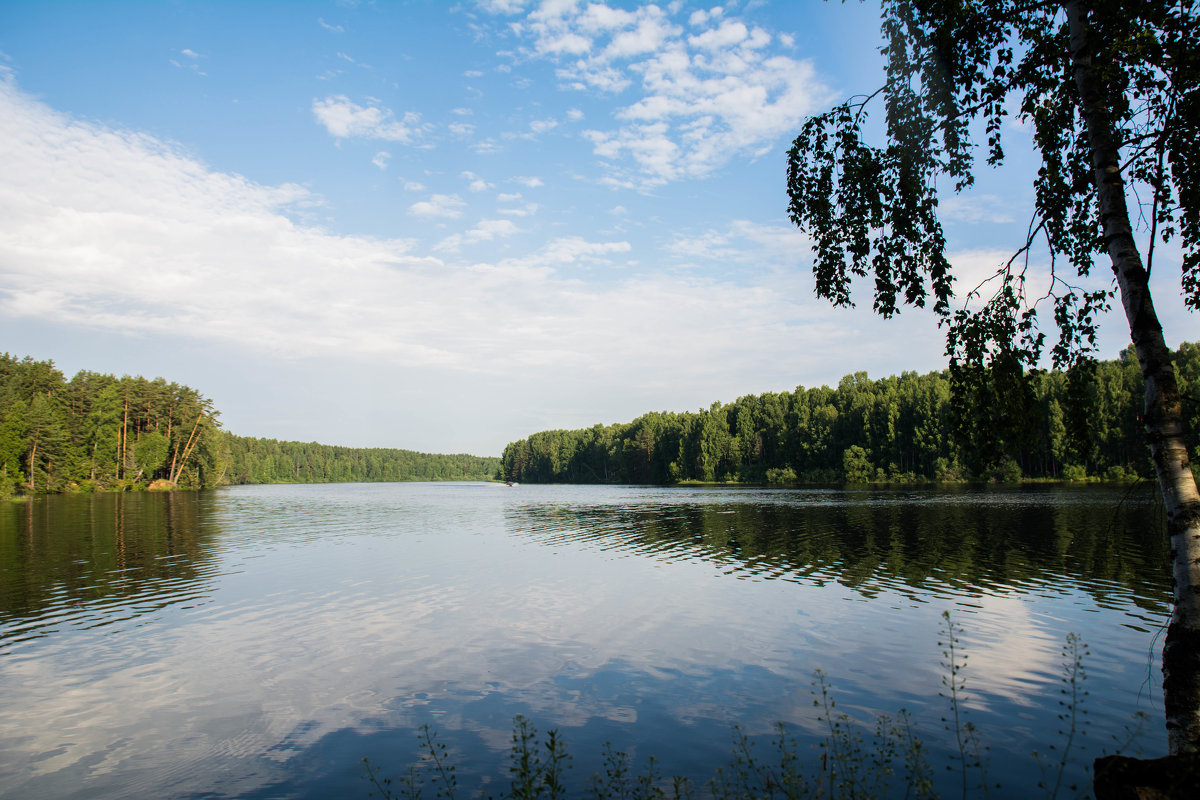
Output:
223 436 499 485
0 353 499 495
6 344 1197 494
500 343 1200 485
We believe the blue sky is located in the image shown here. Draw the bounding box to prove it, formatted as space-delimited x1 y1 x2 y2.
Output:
0 1 1191 455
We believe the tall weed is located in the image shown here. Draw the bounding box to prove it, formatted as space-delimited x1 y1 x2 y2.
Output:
365 619 1138 799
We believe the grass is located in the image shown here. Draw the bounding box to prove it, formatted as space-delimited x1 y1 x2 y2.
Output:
363 613 1144 799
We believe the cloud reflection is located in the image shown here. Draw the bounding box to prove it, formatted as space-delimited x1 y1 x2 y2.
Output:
0 483 1171 799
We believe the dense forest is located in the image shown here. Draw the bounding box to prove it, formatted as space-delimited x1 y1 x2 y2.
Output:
501 343 1200 485
0 354 225 495
223 436 499 485
7 343 1197 494
0 354 499 496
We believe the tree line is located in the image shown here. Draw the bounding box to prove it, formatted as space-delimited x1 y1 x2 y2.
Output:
501 343 1200 485
0 353 499 495
0 353 225 494
223 436 498 485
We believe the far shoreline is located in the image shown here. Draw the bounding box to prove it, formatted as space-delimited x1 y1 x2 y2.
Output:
3 474 1158 501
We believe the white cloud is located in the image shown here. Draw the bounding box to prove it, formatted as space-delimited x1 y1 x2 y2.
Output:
497 192 522 202
170 52 207 76
526 14 594 57
542 32 592 55
728 220 812 259
409 193 467 218
0 72 998 441
688 20 750 51
603 8 677 58
403 180 426 191
939 194 1018 225
575 2 636 33
478 0 528 13
0 78 732 377
584 122 679 185
497 202 538 217
462 171 494 192
666 229 736 261
566 107 584 121
664 220 812 270
501 2 831 188
312 95 426 142
688 7 724 27
318 17 345 33
472 218 520 239
556 60 630 92
371 151 391 170
514 176 544 188
941 246 1074 313
536 236 630 264
436 218 522 252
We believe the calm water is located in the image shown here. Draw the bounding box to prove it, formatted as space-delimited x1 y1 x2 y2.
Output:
0 482 1173 798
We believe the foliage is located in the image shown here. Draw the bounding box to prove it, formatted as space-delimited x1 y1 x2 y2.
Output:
785 0 1197 376
222 434 499 485
0 353 501 495
502 343 1199 485
842 445 878 484
0 353 226 493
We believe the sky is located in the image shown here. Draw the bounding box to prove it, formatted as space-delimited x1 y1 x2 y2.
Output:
0 0 1193 456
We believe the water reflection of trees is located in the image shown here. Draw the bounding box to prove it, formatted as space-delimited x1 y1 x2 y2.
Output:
505 487 1171 610
0 491 220 628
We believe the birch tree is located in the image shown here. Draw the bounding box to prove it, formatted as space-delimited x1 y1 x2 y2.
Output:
786 0 1200 754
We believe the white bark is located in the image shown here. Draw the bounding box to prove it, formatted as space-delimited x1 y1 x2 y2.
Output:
1067 0 1200 756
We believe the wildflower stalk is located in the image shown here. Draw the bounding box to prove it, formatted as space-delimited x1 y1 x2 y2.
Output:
1035 632 1090 799
939 610 992 799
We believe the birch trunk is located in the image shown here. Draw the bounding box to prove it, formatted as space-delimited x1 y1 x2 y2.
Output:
1067 0 1200 755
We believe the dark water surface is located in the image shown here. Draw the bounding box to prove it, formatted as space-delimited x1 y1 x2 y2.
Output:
0 483 1173 798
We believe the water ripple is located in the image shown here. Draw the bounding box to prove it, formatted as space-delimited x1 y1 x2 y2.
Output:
0 482 1174 800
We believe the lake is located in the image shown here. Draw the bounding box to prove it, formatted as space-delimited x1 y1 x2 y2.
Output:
0 482 1173 798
